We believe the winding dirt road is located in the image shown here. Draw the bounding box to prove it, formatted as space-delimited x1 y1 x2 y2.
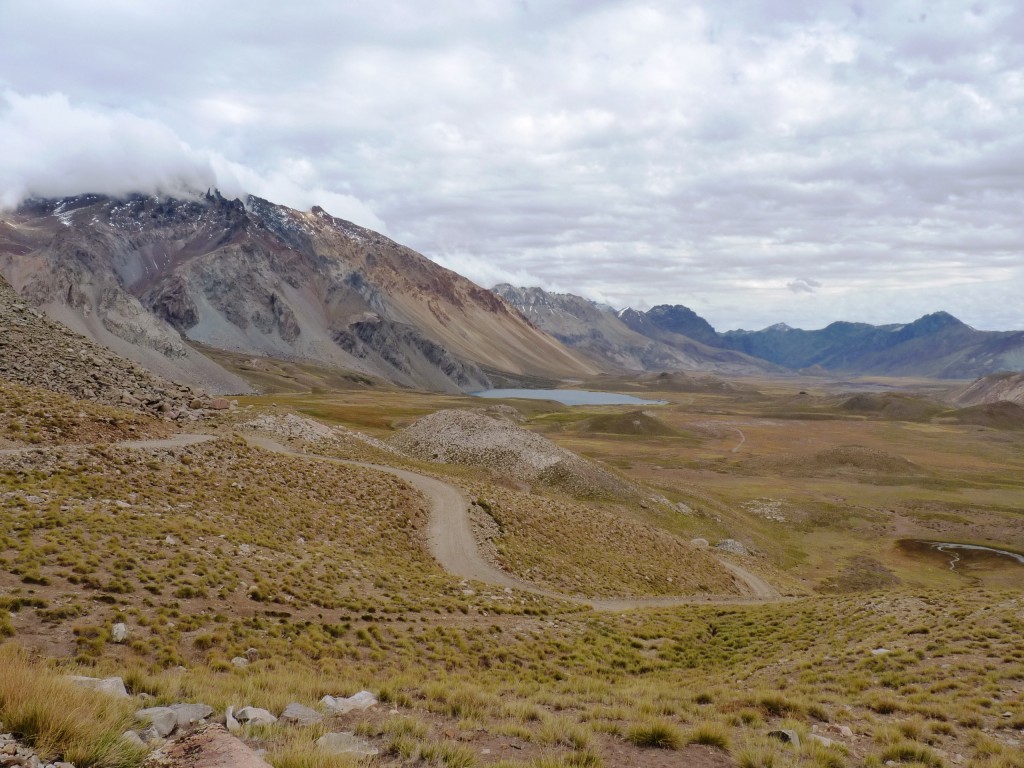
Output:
1 431 781 610
242 435 782 609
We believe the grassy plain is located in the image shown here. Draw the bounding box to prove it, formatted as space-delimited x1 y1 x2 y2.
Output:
2 373 1023 767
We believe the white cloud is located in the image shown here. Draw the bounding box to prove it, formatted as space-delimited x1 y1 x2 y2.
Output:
0 92 216 208
0 91 386 232
787 278 822 294
1 1 1023 330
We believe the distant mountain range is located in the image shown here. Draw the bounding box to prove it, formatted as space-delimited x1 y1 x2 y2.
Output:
2 191 1022 394
495 284 1024 379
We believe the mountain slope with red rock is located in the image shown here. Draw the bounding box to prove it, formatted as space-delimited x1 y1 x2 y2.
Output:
0 193 598 393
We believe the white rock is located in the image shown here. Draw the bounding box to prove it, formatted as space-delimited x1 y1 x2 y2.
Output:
316 732 379 757
231 656 250 668
871 647 891 656
169 703 213 727
112 623 128 643
68 675 129 698
235 707 277 726
136 707 178 738
279 703 323 727
320 690 378 714
225 706 241 735
689 538 709 549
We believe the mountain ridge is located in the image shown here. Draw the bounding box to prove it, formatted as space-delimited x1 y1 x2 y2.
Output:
0 192 598 393
494 284 1024 379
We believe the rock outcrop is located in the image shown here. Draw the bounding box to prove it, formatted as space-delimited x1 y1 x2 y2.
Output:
0 274 224 419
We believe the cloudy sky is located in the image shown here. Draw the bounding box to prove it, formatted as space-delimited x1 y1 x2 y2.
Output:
2 1 1023 331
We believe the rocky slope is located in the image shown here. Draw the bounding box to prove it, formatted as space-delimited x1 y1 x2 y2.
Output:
0 194 597 394
492 284 777 375
0 274 221 419
951 371 1024 406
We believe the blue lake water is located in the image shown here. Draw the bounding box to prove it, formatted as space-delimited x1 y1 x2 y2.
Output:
469 388 667 406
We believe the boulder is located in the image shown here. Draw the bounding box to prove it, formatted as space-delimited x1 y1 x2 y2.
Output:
234 707 277 727
146 724 272 768
112 623 128 643
209 398 230 410
231 657 250 668
136 707 178 738
320 690 378 714
808 734 835 748
689 538 709 549
316 732 379 757
68 675 129 698
169 703 214 727
279 703 323 727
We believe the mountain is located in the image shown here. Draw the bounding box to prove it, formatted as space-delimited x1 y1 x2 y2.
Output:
0 193 597 393
495 285 1024 379
492 284 778 375
720 312 1024 378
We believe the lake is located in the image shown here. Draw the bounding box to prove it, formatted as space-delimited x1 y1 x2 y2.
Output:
470 388 667 406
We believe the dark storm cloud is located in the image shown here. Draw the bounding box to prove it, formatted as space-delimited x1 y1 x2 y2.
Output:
1 0 1023 330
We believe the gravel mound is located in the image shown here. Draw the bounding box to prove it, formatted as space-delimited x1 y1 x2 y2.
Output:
390 409 633 498
241 413 400 456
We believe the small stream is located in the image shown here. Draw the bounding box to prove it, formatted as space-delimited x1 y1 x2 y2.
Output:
898 540 1024 571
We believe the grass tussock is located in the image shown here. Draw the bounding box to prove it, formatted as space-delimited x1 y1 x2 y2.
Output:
626 720 683 749
0 644 144 768
686 720 731 751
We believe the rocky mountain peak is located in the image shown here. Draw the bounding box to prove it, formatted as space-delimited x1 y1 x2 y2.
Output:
1 193 596 393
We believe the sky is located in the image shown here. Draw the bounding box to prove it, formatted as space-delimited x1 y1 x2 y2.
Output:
1 1 1023 331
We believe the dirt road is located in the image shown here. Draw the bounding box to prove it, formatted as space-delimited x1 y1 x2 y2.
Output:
242 435 782 609
1 431 781 609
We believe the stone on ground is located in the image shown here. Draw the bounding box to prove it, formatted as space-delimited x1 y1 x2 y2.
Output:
68 675 129 698
144 724 271 768
169 703 214 727
136 707 178 738
234 707 277 726
320 690 378 714
279 703 323 727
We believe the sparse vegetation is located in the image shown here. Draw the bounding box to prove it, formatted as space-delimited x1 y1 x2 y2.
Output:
2 373 1023 767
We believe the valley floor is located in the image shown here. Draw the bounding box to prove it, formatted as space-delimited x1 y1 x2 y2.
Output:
1 376 1023 768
